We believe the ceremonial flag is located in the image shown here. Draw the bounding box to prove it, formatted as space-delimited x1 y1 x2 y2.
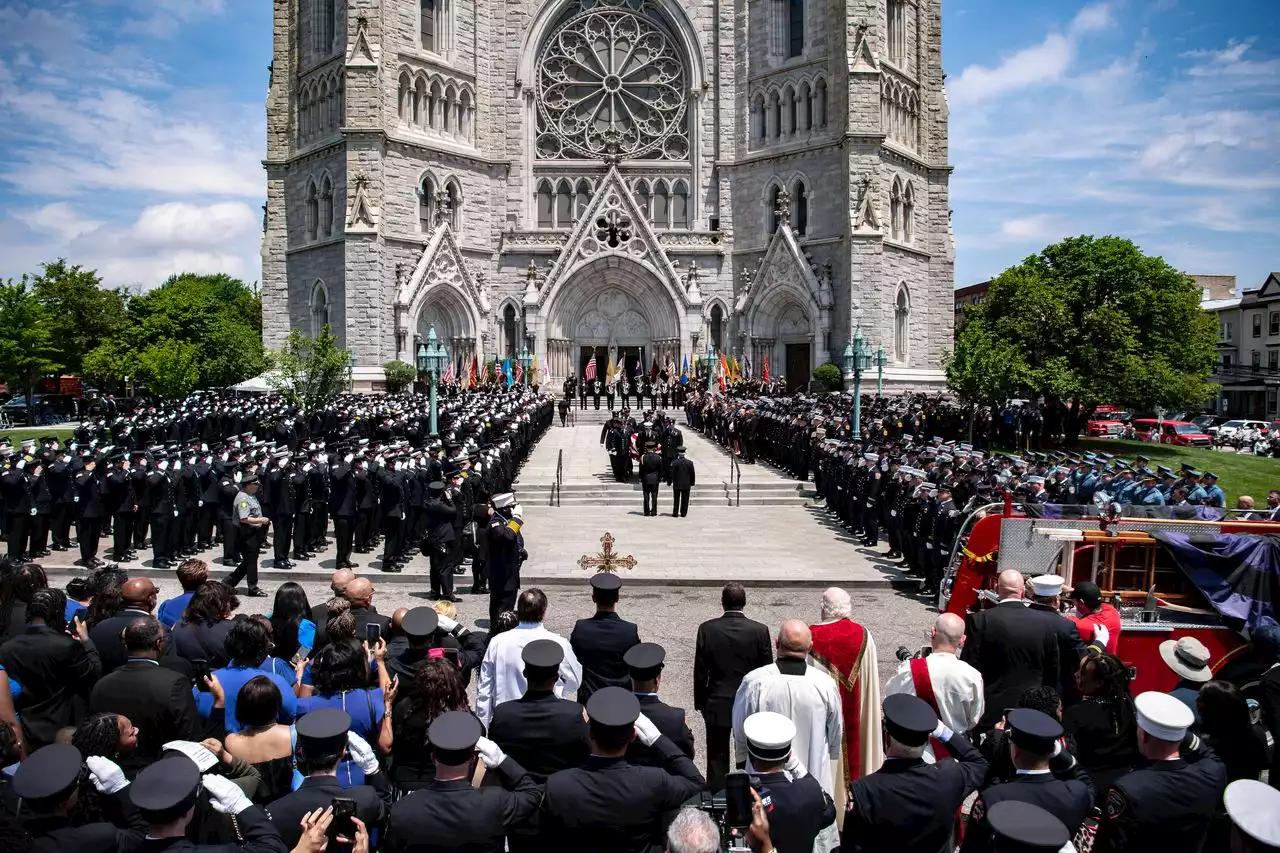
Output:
468 355 477 389
634 359 643 379
606 356 615 384
513 360 524 386
442 356 456 385
744 354 752 379
649 355 658 380
680 354 689 385
503 358 513 388
762 353 770 383
585 352 597 380
480 361 490 385
540 360 550 386
717 355 727 392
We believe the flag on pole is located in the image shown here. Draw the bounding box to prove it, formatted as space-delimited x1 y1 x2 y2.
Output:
743 354 752 379
665 356 675 380
762 353 771 383
468 355 478 389
514 360 524 386
503 358 513 388
481 361 490 385
606 356 615 385
649 355 658 380
717 355 728 392
680 354 689 385
442 357 455 385
540 359 550 386
585 352 597 381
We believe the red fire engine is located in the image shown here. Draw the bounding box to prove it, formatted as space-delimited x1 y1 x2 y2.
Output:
939 497 1275 695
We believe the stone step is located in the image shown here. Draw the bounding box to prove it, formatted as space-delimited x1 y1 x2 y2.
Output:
520 481 808 493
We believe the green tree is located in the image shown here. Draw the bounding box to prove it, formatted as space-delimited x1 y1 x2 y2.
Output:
137 339 201 399
813 362 842 392
31 259 129 375
82 338 133 387
383 360 417 394
0 278 62 424
942 320 1030 443
268 326 352 414
956 235 1218 442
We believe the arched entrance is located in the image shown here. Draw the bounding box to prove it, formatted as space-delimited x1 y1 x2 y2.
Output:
542 257 682 383
414 284 477 369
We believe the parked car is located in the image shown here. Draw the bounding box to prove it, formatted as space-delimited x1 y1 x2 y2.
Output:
1216 419 1270 439
1086 415 1124 438
0 394 84 425
1131 418 1214 447
1192 414 1233 435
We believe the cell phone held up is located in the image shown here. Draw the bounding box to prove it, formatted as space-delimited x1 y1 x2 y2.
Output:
193 659 212 692
364 623 381 644
328 797 357 853
724 771 753 829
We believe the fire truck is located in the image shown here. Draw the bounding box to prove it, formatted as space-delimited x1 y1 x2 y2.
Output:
939 496 1277 695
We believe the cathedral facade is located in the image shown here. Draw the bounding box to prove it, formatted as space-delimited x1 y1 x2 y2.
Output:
262 0 954 391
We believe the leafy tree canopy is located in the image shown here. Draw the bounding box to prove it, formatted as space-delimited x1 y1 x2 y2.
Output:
268 326 352 415
0 278 63 423
31 259 129 375
137 339 201 400
951 235 1218 439
383 360 417 395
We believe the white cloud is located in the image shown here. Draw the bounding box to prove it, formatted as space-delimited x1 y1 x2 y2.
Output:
27 202 105 242
1000 215 1062 242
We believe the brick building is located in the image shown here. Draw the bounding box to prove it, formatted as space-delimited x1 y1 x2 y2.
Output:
262 0 954 390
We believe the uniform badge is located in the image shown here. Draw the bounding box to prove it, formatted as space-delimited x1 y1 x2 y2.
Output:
970 797 985 824
238 501 249 509
1105 788 1127 819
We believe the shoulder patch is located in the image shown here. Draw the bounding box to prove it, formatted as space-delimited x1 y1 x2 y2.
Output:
1105 787 1127 819
970 796 986 824
237 501 249 508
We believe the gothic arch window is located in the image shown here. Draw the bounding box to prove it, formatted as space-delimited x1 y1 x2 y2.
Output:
445 180 460 230
304 180 319 242
429 81 443 128
903 181 915 243
793 180 808 236
652 180 671 228
894 284 910 363
814 77 828 127
413 77 427 125
534 0 690 161
458 89 472 139
419 175 436 233
767 183 782 234
555 179 573 227
503 303 518 357
634 180 651 221
797 81 812 131
752 94 767 144
710 304 724 352
398 74 411 122
788 0 804 58
887 0 906 65
318 80 330 132
574 180 592 220
314 0 335 54
319 176 334 238
536 179 555 228
783 84 797 137
671 180 689 229
442 85 455 132
310 281 330 337
889 177 903 241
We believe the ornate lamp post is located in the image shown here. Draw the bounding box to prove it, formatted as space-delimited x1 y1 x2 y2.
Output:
519 344 532 386
346 354 357 393
704 344 716 395
875 344 887 398
842 326 873 437
417 325 447 435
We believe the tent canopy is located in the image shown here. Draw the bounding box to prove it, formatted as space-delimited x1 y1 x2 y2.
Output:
228 372 279 393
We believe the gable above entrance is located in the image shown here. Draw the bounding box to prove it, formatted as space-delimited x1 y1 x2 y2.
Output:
393 222 491 360
735 217 832 322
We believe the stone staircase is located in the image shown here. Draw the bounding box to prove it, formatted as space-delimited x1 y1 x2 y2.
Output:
530 479 811 507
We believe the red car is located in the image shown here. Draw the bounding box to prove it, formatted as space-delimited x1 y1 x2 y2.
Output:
1131 419 1213 447
1086 417 1123 438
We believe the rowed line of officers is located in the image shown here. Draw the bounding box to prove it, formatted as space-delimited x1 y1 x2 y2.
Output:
563 375 693 412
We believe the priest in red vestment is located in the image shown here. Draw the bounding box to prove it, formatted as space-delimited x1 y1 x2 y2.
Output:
808 586 884 827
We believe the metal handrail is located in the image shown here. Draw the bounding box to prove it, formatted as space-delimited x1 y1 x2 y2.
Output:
552 448 563 507
728 450 741 507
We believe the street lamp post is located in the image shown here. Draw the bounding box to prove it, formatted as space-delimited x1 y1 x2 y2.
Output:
875 344 887 398
842 327 873 437
347 354 357 393
519 345 532 386
704 345 716 395
417 325 447 435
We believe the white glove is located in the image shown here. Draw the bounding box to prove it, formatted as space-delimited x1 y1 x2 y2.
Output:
344 454 354 464
1093 623 1110 649
303 463 313 473
86 756 129 794
475 736 507 768
931 720 955 743
634 712 662 747
346 731 381 775
202 773 253 815
162 740 219 772
436 614 458 633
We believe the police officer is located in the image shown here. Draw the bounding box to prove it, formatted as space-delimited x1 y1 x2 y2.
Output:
383 711 540 853
148 455 178 569
540 687 705 850
842 693 988 853
1093 691 1227 853
639 440 662 517
744 711 837 853
15 744 145 851
1222 779 1280 853
225 474 268 597
487 639 591 781
74 455 105 569
623 642 694 766
981 801 1071 853
569 573 641 706
961 709 1093 851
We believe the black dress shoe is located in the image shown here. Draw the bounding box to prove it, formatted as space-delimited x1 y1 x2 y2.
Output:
246 586 268 598
35 550 51 558
73 558 92 568
382 564 402 573
50 545 66 552
443 595 463 603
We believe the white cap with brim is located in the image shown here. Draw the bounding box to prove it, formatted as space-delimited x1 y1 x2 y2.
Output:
1134 691 1195 742
1030 574 1064 598
743 711 796 764
1224 779 1280 847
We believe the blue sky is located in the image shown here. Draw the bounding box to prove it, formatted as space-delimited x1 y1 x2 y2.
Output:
0 0 1275 293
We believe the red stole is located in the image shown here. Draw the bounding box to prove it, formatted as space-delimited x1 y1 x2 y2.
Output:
909 657 950 759
809 619 867 781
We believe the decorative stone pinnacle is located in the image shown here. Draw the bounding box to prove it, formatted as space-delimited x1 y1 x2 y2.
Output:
601 128 623 165
433 191 452 226
352 171 370 189
774 188 792 226
525 260 540 281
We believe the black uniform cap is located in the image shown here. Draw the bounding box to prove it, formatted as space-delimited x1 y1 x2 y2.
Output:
1006 709 1063 755
623 642 666 680
985 801 1070 852
13 744 83 801
522 638 564 670
294 707 352 753
402 607 440 638
882 693 938 747
586 686 641 727
240 474 259 485
130 755 201 815
428 710 483 764
590 573 622 592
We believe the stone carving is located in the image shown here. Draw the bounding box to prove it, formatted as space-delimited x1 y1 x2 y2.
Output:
434 191 452 227
577 310 610 339
593 209 633 249
818 263 834 308
346 172 376 230
597 290 629 319
854 175 880 231
616 310 650 339
684 263 701 302
347 16 377 68
773 187 793 228
778 304 809 337
395 263 408 289
474 269 491 311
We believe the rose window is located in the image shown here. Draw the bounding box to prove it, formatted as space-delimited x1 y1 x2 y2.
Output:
536 0 689 161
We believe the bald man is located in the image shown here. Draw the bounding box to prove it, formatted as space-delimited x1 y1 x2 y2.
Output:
310 569 356 649
733 619 843 832
343 577 390 646
885 613 985 760
961 570 1081 731
89 577 160 674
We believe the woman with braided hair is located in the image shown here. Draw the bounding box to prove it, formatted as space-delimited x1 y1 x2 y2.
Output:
1063 648 1140 790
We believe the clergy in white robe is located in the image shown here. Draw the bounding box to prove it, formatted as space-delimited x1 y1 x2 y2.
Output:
475 590 582 727
732 619 842 845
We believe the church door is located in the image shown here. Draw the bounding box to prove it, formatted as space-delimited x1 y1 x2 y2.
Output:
786 344 811 392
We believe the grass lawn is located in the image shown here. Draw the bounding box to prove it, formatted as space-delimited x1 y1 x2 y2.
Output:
1073 438 1280 503
0 426 79 445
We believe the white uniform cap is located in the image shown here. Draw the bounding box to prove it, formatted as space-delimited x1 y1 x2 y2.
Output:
743 711 796 763
863 452 879 462
1134 691 1195 742
1030 575 1064 597
1224 779 1280 847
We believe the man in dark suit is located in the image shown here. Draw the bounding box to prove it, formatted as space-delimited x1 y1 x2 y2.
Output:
266 709 393 850
962 570 1084 731
669 445 695 518
694 582 773 791
89 617 198 776
488 639 591 781
569 573 641 706
88 577 159 674
639 441 662 517
343 577 391 643
624 642 695 766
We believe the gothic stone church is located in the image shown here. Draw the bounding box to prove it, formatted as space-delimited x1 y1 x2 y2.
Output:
261 0 954 391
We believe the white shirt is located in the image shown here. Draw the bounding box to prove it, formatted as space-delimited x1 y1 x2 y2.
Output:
884 650 984 761
731 660 842 798
475 622 583 727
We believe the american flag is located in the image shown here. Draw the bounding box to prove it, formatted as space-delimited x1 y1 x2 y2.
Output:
442 357 456 384
585 352 597 381
514 361 524 385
